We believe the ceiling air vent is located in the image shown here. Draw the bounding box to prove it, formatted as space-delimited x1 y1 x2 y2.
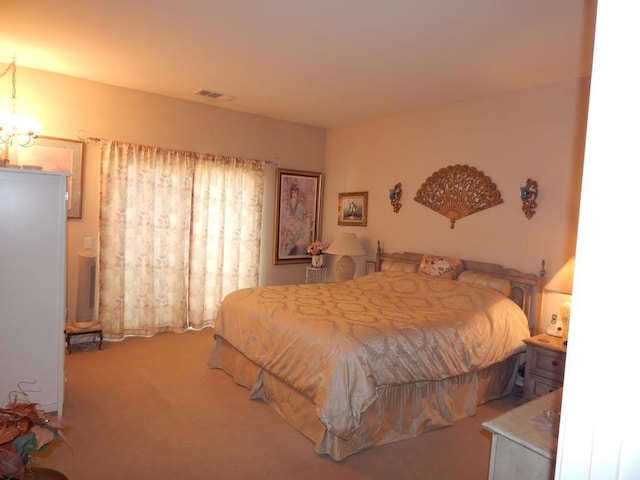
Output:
193 89 234 101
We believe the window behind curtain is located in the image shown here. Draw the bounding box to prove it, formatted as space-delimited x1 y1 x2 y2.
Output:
98 141 265 339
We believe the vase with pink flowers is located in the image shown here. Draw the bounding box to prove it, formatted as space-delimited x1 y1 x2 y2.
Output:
306 241 329 268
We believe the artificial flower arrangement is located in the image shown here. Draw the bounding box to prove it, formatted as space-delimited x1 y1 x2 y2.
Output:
306 241 329 256
0 392 65 480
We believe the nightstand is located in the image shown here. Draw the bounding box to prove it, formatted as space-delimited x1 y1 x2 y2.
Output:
306 267 327 284
523 334 567 401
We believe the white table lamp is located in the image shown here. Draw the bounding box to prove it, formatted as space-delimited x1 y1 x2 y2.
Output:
326 232 366 282
545 257 575 341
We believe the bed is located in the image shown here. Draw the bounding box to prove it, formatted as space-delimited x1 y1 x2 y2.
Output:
208 244 545 460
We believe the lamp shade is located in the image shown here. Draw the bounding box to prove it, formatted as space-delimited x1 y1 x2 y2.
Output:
546 257 575 295
326 233 366 282
326 232 366 256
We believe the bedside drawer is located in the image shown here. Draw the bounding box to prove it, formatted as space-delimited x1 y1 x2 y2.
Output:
530 375 562 398
529 348 565 382
523 334 567 401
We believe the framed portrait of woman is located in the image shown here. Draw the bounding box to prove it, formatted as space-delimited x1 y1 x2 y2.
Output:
274 168 323 264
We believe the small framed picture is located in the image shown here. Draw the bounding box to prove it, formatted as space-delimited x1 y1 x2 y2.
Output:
365 261 377 275
9 135 85 218
338 191 368 226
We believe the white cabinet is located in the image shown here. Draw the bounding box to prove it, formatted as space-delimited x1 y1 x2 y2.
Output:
0 169 67 413
483 389 562 480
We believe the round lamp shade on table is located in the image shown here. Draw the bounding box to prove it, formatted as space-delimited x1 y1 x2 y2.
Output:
326 232 366 282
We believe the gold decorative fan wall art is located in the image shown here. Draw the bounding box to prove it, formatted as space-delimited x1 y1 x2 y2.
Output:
414 164 503 228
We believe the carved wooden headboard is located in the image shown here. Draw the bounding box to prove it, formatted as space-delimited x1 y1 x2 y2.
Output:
374 242 545 335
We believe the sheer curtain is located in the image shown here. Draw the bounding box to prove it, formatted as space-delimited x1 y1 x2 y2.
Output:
98 141 265 339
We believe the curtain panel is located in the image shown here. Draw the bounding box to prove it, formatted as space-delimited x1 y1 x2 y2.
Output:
98 141 265 339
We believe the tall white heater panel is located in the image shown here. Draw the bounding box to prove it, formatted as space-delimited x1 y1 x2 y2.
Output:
77 252 97 321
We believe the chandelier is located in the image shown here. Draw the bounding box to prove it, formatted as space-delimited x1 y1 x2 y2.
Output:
0 57 40 147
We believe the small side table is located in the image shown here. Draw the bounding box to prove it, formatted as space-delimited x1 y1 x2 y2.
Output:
64 320 103 354
306 267 327 284
483 388 562 480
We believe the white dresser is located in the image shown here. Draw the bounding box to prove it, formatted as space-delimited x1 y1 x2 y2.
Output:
483 389 562 480
0 168 67 413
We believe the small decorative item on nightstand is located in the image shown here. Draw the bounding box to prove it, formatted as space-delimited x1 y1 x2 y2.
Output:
306 240 329 269
523 334 567 401
311 255 324 268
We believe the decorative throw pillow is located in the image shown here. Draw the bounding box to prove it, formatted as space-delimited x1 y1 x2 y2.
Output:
457 271 512 297
419 254 463 280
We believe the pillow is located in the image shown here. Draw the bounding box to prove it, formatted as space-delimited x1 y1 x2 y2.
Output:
457 271 512 297
419 254 463 280
380 259 418 273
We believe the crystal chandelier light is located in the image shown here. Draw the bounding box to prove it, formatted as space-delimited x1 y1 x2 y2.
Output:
0 57 40 148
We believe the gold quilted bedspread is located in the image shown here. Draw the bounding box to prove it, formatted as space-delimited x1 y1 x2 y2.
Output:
212 271 530 440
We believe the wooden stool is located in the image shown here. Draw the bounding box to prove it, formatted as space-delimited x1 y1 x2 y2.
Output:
64 320 103 353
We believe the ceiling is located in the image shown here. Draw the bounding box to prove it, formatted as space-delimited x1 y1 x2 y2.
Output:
1 1 596 128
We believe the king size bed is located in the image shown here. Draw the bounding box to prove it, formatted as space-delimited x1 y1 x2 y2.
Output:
208 244 544 460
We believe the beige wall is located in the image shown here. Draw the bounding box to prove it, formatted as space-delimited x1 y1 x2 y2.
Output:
323 78 590 331
6 66 589 331
6 67 325 321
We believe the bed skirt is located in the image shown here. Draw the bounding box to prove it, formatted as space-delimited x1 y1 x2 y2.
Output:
209 336 519 461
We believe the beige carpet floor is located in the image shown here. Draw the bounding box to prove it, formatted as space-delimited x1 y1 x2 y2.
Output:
34 328 521 479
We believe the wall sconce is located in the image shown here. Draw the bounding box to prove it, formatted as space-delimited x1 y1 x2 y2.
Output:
389 182 402 213
0 57 40 151
520 178 538 219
